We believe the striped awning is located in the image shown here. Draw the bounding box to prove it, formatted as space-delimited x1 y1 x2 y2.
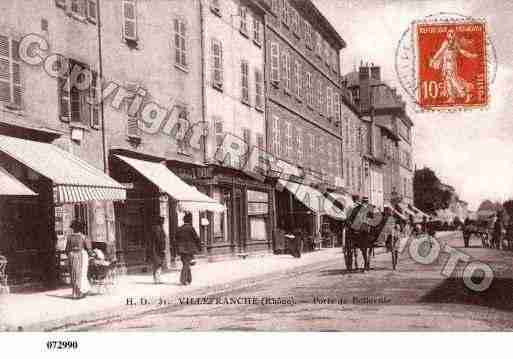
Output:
115 155 225 213
0 166 37 196
0 135 126 204
278 179 345 220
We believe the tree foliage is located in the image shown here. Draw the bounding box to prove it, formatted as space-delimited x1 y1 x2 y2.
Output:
413 167 453 214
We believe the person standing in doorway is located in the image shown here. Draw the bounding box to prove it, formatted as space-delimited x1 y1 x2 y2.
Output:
65 220 91 299
175 212 202 285
149 216 167 284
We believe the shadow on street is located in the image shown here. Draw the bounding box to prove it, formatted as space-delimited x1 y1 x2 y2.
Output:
419 277 513 311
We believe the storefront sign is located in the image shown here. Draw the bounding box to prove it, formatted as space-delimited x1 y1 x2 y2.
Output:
247 190 268 203
248 202 268 215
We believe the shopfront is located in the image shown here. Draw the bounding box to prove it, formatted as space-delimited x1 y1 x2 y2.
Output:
0 135 126 289
109 153 225 271
173 165 274 258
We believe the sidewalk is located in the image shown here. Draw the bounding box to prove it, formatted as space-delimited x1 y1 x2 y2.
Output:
0 247 344 331
0 232 456 331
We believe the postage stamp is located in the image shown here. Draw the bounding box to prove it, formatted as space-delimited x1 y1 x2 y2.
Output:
395 13 497 112
414 20 488 110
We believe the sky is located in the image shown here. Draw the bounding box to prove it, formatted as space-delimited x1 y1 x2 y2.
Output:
313 0 513 210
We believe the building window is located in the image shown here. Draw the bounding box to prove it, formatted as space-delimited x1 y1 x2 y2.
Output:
58 59 99 129
211 38 223 90
282 0 289 28
122 0 137 43
305 72 312 108
241 60 250 105
214 118 224 157
317 78 323 113
253 18 262 46
270 42 280 85
294 60 301 100
296 128 303 162
308 133 315 165
271 116 280 156
239 6 248 37
255 69 264 111
210 0 221 16
285 121 292 159
326 86 332 119
174 19 187 70
0 35 22 109
291 8 299 36
314 32 321 57
282 50 291 93
333 93 340 123
305 21 312 49
271 0 280 15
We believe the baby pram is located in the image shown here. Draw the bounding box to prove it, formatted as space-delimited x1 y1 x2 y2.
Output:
87 244 118 293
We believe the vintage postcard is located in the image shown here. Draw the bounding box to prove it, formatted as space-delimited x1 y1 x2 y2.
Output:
1 0 513 348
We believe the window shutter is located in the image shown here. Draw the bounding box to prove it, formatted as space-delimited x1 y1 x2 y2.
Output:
253 18 261 45
174 19 187 68
122 0 137 42
239 6 248 35
211 39 223 89
0 36 22 108
89 71 100 129
327 86 332 119
58 77 71 122
295 60 301 99
270 42 279 85
241 60 249 104
255 69 263 110
87 0 98 23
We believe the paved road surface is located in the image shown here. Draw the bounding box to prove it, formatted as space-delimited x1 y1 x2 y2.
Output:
65 232 513 331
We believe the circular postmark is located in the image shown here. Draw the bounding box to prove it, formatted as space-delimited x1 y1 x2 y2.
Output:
395 12 497 112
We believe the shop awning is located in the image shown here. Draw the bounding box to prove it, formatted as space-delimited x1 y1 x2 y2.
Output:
115 155 225 213
278 179 345 220
0 166 37 196
0 135 126 203
398 203 418 219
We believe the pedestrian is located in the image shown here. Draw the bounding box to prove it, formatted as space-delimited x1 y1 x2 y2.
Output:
462 218 471 248
65 220 91 299
492 212 505 250
149 216 167 284
175 212 202 285
505 220 513 251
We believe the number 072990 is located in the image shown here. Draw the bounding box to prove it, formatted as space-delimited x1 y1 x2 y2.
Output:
46 340 78 350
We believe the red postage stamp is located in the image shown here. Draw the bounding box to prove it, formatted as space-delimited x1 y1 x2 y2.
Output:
415 20 488 110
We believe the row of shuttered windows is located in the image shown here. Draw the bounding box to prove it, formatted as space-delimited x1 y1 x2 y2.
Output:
264 0 339 74
269 116 342 178
270 42 341 122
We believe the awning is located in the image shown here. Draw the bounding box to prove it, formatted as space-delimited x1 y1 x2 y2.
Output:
325 191 354 219
278 179 345 220
0 135 126 203
0 166 37 196
115 155 225 212
386 204 406 221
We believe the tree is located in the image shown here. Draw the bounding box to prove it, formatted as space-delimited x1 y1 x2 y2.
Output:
413 167 453 214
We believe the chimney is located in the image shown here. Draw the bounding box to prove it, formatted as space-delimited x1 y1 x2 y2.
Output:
358 61 370 112
370 63 381 83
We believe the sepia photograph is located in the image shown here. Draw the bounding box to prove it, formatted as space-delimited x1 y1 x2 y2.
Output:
0 0 513 347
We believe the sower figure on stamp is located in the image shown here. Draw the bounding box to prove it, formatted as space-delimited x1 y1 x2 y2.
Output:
429 29 479 104
175 212 202 285
149 216 167 284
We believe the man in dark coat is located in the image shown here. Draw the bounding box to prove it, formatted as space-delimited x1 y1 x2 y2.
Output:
175 212 202 285
149 216 167 284
492 212 504 250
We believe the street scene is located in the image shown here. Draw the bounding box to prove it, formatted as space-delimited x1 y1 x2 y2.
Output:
0 0 512 334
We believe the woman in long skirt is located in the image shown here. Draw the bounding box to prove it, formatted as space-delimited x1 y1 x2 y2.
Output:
66 220 91 299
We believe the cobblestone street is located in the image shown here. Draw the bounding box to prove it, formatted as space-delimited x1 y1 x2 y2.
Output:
60 232 513 331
